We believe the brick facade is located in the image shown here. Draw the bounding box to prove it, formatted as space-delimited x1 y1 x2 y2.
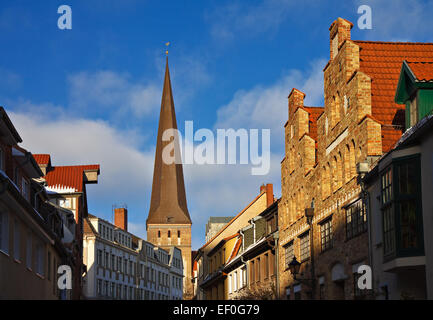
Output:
279 18 386 300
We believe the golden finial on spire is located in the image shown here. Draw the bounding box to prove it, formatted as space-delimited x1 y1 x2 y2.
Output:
165 42 170 56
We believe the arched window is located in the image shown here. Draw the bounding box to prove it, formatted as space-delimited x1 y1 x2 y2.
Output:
344 145 351 182
177 230 180 238
331 95 341 127
337 152 343 189
351 140 356 177
168 230 171 238
332 156 338 192
322 165 331 199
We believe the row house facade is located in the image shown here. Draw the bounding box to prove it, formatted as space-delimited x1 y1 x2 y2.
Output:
0 107 78 299
278 17 433 300
83 209 183 300
33 153 100 299
193 184 275 300
225 200 279 300
364 61 433 299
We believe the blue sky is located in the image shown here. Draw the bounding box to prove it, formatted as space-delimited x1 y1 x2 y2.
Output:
1 0 432 249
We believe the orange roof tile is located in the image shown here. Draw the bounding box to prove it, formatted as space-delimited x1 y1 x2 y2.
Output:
406 61 433 82
304 106 324 142
353 40 433 152
83 217 97 235
44 165 100 193
33 154 51 165
227 237 242 264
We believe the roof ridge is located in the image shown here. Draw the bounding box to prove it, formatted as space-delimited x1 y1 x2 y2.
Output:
354 40 433 45
406 61 433 64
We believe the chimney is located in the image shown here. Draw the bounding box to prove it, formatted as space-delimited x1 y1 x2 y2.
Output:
288 88 305 118
329 18 353 60
114 207 128 231
260 183 274 207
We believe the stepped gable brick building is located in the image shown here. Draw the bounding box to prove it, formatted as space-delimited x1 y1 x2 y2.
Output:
278 17 433 300
34 154 100 299
146 57 193 298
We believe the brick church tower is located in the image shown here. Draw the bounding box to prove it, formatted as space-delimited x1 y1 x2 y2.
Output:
147 57 193 298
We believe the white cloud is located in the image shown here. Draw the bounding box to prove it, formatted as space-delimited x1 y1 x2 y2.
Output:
208 0 296 40
67 70 161 118
8 106 155 224
214 58 325 151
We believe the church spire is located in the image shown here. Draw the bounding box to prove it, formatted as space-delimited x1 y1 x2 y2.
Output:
147 57 192 226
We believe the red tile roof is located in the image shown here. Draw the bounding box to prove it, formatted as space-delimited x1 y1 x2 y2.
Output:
304 106 324 142
44 165 100 193
353 40 433 152
406 61 433 82
33 154 51 165
227 237 242 264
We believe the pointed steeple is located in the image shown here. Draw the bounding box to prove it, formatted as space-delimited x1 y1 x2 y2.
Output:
147 57 192 225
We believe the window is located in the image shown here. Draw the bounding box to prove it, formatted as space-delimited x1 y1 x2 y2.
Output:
58 198 71 208
0 148 4 171
286 287 291 300
26 233 32 269
241 266 247 288
299 232 310 261
382 167 395 257
14 220 20 261
97 279 102 296
257 258 261 282
250 261 255 283
168 230 171 238
381 156 424 259
36 243 45 276
294 285 302 300
319 276 325 300
346 200 367 239
265 254 269 279
409 97 418 127
0 211 9 254
47 251 51 280
353 272 367 300
177 230 180 237
320 218 333 252
158 230 161 238
21 178 30 201
284 241 294 269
